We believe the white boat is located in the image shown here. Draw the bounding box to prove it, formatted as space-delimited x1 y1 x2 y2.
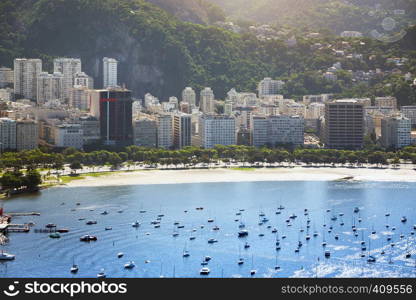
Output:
97 269 106 278
70 264 79 273
124 261 135 269
200 267 210 275
132 221 140 228
117 252 124 258
0 251 15 261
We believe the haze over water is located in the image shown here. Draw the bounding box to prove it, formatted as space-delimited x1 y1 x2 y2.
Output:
1 181 416 278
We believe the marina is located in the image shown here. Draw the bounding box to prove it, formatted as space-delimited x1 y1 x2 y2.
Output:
0 180 415 278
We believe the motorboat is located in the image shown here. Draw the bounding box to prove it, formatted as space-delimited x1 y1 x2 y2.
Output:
101 211 108 215
124 261 135 269
189 236 196 240
0 251 15 261
207 238 217 244
105 227 112 230
117 252 124 258
238 230 249 237
86 220 97 225
244 242 250 249
238 258 244 265
45 223 57 228
49 233 61 239
57 228 69 233
183 251 190 258
271 228 277 233
353 207 359 213
97 269 106 278
401 216 407 223
212 226 220 231
367 256 376 263
207 218 214 223
324 250 331 258
80 235 97 242
200 267 210 275
70 264 79 273
204 256 211 262
132 221 140 228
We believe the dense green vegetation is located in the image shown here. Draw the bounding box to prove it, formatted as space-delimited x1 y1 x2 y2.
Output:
0 0 415 105
207 0 416 35
0 169 42 192
1 146 416 178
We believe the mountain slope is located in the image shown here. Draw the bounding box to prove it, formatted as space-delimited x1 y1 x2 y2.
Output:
207 0 416 35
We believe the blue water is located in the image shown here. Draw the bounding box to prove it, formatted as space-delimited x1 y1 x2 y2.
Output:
1 181 416 278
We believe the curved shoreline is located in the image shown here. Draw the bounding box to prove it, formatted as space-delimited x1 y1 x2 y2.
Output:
62 166 416 187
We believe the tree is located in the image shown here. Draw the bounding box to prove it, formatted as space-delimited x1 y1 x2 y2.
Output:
69 161 82 174
23 170 42 189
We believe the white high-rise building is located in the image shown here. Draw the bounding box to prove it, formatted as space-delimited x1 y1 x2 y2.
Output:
226 88 238 105
381 115 411 149
251 115 304 147
157 114 173 149
258 78 284 98
13 58 42 100
103 57 118 88
133 116 157 147
53 58 81 102
74 72 94 89
0 118 17 151
181 87 196 108
37 72 64 104
375 96 397 109
200 87 215 113
199 115 236 149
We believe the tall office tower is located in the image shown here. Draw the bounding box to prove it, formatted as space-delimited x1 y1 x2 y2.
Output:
258 78 284 98
0 67 14 88
103 57 118 88
157 114 173 149
200 87 215 113
251 115 304 147
324 99 364 149
199 115 236 149
0 118 17 151
173 113 191 149
181 87 196 108
69 86 89 110
16 120 38 151
13 58 42 100
36 72 64 104
381 115 411 149
90 88 133 146
53 58 81 101
74 72 94 89
133 116 157 147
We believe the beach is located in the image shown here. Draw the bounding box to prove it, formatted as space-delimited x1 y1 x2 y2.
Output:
64 165 416 187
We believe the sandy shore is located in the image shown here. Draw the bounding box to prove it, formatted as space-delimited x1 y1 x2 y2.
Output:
64 166 416 187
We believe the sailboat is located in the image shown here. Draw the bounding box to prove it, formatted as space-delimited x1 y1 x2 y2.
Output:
182 243 190 257
367 240 376 263
0 249 15 261
250 255 257 276
237 246 244 265
70 257 78 273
